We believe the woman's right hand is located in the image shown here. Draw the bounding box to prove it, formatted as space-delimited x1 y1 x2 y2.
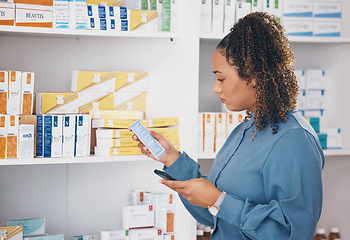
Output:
132 130 180 168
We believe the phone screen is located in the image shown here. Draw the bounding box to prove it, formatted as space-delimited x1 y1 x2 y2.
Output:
154 169 178 181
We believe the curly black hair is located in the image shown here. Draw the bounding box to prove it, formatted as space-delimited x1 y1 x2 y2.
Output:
217 12 299 140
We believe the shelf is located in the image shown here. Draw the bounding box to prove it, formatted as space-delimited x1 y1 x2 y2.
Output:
0 155 152 166
200 32 350 43
198 149 350 159
0 26 178 39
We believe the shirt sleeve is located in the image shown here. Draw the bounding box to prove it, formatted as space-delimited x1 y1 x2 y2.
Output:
164 152 215 227
215 129 324 240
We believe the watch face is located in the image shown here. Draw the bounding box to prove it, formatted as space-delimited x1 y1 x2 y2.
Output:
209 206 219 216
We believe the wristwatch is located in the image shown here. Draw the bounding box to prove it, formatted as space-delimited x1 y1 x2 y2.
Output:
208 191 226 216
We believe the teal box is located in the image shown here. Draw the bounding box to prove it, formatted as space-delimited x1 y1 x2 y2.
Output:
24 234 64 240
7 218 45 237
317 134 327 149
309 117 320 133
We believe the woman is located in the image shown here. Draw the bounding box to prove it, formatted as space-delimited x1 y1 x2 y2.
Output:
133 12 324 239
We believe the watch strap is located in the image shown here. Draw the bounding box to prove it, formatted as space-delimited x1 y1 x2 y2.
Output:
214 191 226 208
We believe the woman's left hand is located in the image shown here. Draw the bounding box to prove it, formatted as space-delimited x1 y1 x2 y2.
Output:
160 178 221 208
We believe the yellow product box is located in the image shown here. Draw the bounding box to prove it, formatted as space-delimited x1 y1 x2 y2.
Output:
92 118 146 129
14 0 53 6
130 10 158 31
113 91 147 111
96 129 133 139
86 0 122 6
36 92 79 114
147 117 179 128
149 127 178 137
15 4 53 28
89 110 144 120
71 71 148 93
165 134 179 145
96 138 138 147
8 71 22 115
0 114 7 159
0 3 15 26
78 91 111 113
20 72 35 115
0 226 23 240
6 115 19 159
95 145 180 156
0 71 8 114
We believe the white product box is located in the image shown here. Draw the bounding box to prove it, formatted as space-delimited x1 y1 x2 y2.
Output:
283 1 313 18
43 115 63 158
0 70 8 114
129 229 163 240
283 17 313 36
297 89 306 110
8 71 21 115
306 69 326 90
87 17 99 30
251 0 263 12
101 230 129 240
235 1 251 22
163 233 176 240
198 113 204 153
122 205 154 230
7 218 45 237
15 4 53 28
53 0 69 28
224 0 236 34
87 4 105 18
18 124 34 159
203 112 215 153
170 0 178 32
129 189 145 205
304 109 324 118
212 0 224 34
0 2 15 26
62 115 76 157
0 114 7 159
321 128 341 149
295 69 306 90
313 18 341 37
263 0 283 21
215 113 226 153
82 234 101 240
226 111 244 138
156 0 162 31
73 0 88 29
75 114 91 157
36 92 79 114
6 115 18 158
306 89 325 110
201 0 212 33
24 234 64 240
20 72 35 115
313 1 341 18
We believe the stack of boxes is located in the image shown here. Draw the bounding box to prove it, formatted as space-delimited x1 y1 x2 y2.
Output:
296 69 341 149
0 70 35 159
201 0 342 37
198 112 244 154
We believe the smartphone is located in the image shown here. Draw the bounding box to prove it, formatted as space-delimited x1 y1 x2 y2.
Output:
130 120 165 160
154 169 178 181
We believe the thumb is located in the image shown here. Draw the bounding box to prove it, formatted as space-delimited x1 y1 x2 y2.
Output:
149 130 164 141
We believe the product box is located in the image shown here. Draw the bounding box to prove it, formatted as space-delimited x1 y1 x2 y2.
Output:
251 0 263 12
313 18 341 37
283 17 313 36
7 218 45 237
62 115 76 157
236 1 251 22
226 111 244 138
13 0 53 5
295 69 306 90
215 113 226 153
212 0 224 34
297 89 306 110
36 92 79 114
129 10 158 31
0 71 8 114
86 0 122 6
306 69 326 90
198 113 204 153
123 205 154 230
96 138 138 147
19 114 37 156
75 114 91 157
18 124 35 158
129 228 162 240
321 128 341 149
170 0 178 32
43 115 63 158
306 90 325 110
78 91 111 113
203 112 215 153
161 0 170 32
0 3 15 26
89 110 144 120
223 0 236 33
317 133 327 149
15 4 53 28
95 145 180 156
283 0 313 17
71 71 149 93
53 0 69 28
0 226 23 240
36 115 44 157
146 117 179 128
128 189 145 205
101 230 129 240
23 234 64 240
96 129 134 139
201 0 212 33
6 115 19 158
69 0 88 29
92 118 146 129
0 114 7 159
20 72 35 115
73 234 101 240
313 1 341 18
163 233 176 240
8 71 22 115
148 127 178 137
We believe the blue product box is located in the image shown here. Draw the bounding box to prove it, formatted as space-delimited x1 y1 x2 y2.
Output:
7 218 45 237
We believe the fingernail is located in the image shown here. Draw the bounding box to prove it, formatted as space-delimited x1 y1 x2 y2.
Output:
159 179 163 184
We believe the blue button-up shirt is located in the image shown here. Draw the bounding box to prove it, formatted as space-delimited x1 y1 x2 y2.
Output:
165 110 324 240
